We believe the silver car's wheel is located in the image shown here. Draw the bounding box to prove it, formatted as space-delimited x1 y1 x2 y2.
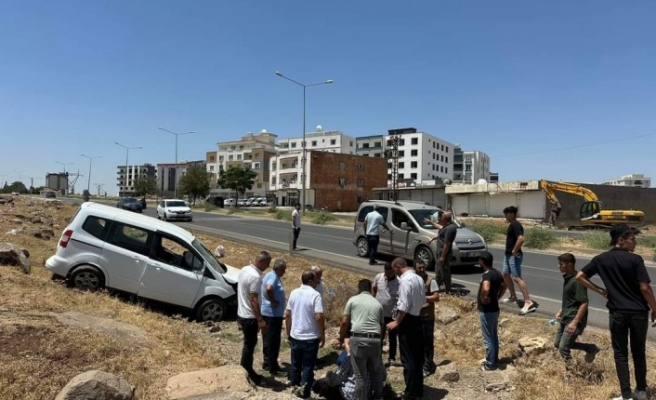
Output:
70 267 104 292
196 298 228 322
415 246 436 271
356 237 369 257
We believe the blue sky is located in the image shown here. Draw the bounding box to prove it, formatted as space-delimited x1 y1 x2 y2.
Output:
1 1 655 195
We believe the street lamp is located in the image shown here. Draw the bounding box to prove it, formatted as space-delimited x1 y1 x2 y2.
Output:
55 162 73 195
114 142 142 196
81 154 102 196
275 71 333 215
158 127 195 199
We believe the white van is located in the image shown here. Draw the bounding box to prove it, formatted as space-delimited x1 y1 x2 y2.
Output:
46 202 240 321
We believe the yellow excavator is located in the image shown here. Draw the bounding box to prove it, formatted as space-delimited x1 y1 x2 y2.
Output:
539 179 645 230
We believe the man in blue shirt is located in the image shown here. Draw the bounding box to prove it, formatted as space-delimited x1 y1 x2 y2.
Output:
364 205 392 265
261 259 287 375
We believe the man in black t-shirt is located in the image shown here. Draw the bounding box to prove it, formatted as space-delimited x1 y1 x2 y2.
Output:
477 251 507 371
576 226 656 400
501 206 535 315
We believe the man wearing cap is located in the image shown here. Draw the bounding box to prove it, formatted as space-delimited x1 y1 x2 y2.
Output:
577 226 656 400
364 205 393 266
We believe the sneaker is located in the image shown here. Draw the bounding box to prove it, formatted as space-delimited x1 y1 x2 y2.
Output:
519 304 536 315
247 373 264 386
584 345 600 363
293 386 310 399
634 390 647 400
481 363 497 371
503 297 518 303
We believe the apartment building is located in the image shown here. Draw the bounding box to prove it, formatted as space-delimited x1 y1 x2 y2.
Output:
156 161 203 198
208 130 278 197
453 147 491 184
116 164 156 197
278 126 356 155
603 173 651 188
269 150 387 211
356 135 385 158
386 127 455 185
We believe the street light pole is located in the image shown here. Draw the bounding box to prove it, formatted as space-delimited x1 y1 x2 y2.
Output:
81 154 102 195
54 162 73 195
158 127 195 199
275 71 333 215
114 142 142 197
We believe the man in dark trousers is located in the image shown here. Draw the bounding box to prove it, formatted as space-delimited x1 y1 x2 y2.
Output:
292 203 302 250
373 262 400 366
260 259 287 375
553 253 599 362
386 257 426 400
364 205 392 265
577 226 656 400
478 251 506 371
427 212 457 293
414 259 440 377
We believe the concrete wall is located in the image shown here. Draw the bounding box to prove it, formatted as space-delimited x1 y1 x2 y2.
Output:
554 183 656 225
373 187 447 208
449 191 546 219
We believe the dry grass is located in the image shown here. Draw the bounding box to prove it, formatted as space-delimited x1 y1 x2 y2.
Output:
3 197 656 399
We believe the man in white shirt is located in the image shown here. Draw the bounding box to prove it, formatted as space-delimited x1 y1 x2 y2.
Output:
292 203 302 250
311 265 325 302
373 262 400 366
237 250 272 386
364 205 392 265
386 257 426 400
286 270 326 399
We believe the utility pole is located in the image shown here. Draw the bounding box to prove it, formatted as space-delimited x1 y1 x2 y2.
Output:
158 127 195 199
385 135 400 201
94 183 105 196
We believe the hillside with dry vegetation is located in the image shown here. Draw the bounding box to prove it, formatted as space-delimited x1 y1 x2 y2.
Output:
1 196 655 399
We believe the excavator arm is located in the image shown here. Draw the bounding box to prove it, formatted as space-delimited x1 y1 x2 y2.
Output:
539 180 599 202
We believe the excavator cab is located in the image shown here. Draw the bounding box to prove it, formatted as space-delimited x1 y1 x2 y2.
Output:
580 201 602 220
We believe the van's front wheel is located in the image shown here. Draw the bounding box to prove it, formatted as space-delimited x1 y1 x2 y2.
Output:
196 297 228 322
415 246 436 271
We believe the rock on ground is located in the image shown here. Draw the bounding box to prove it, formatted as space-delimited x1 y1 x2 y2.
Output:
51 311 150 349
0 242 30 274
55 370 134 400
518 336 549 356
166 365 255 400
435 306 460 325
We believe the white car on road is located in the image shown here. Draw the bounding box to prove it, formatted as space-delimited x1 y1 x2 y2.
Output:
157 199 193 222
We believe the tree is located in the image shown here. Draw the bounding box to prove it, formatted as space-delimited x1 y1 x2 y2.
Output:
133 176 157 197
217 166 258 202
178 164 210 204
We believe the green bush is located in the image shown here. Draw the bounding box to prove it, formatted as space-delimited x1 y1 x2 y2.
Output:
582 232 610 250
275 209 292 220
266 206 277 214
652 248 656 263
639 234 656 249
467 223 505 243
310 211 338 225
524 228 557 250
204 204 217 212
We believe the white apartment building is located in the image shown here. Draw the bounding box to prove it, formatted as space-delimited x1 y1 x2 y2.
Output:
356 135 386 158
209 130 278 174
278 126 356 155
603 173 651 188
453 147 491 184
157 161 204 198
116 163 156 197
386 127 455 185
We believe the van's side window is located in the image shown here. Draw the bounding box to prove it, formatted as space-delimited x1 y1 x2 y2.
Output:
357 206 389 223
152 235 204 271
82 216 109 240
105 223 154 257
391 209 416 231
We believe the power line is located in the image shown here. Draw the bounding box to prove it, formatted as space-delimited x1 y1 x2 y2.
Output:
493 133 654 158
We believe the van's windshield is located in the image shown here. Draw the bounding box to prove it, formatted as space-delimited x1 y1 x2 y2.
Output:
192 239 226 273
408 209 461 230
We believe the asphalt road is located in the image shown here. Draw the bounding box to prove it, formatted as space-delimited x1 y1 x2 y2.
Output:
57 199 656 339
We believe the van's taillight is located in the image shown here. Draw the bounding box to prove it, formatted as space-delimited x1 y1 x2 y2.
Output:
59 230 73 248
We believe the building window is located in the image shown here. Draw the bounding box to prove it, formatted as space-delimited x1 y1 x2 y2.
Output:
237 154 242 161
338 177 346 188
411 161 417 168
311 141 317 147
432 165 435 171
363 154 369 157
411 138 418 145
350 141 354 146
209 166 215 171
362 143 370 148
399 162 405 168
374 141 381 147
445 146 449 153
440 166 444 173
411 173 417 179
441 155 444 162
339 161 347 170
357 179 364 187
433 142 436 149
399 151 405 157
387 174 392 180
374 153 381 157
398 173 404 179
445 167 448 174
257 183 262 189
446 156 448 163
219 156 224 161
210 156 215 162
400 139 405 146
441 144 444 151
411 150 418 156
331 139 337 145
228 155 233 161
291 142 297 148
357 163 365 172
253 162 260 169
387 163 392 169
255 153 260 159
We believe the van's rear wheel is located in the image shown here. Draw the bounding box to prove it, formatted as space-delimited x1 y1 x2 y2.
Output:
415 246 436 271
196 298 228 322
356 236 369 257
70 266 105 292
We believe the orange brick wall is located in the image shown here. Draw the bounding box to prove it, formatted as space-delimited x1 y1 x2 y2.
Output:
309 151 387 212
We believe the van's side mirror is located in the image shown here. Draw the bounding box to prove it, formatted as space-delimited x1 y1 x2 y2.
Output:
401 222 410 231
